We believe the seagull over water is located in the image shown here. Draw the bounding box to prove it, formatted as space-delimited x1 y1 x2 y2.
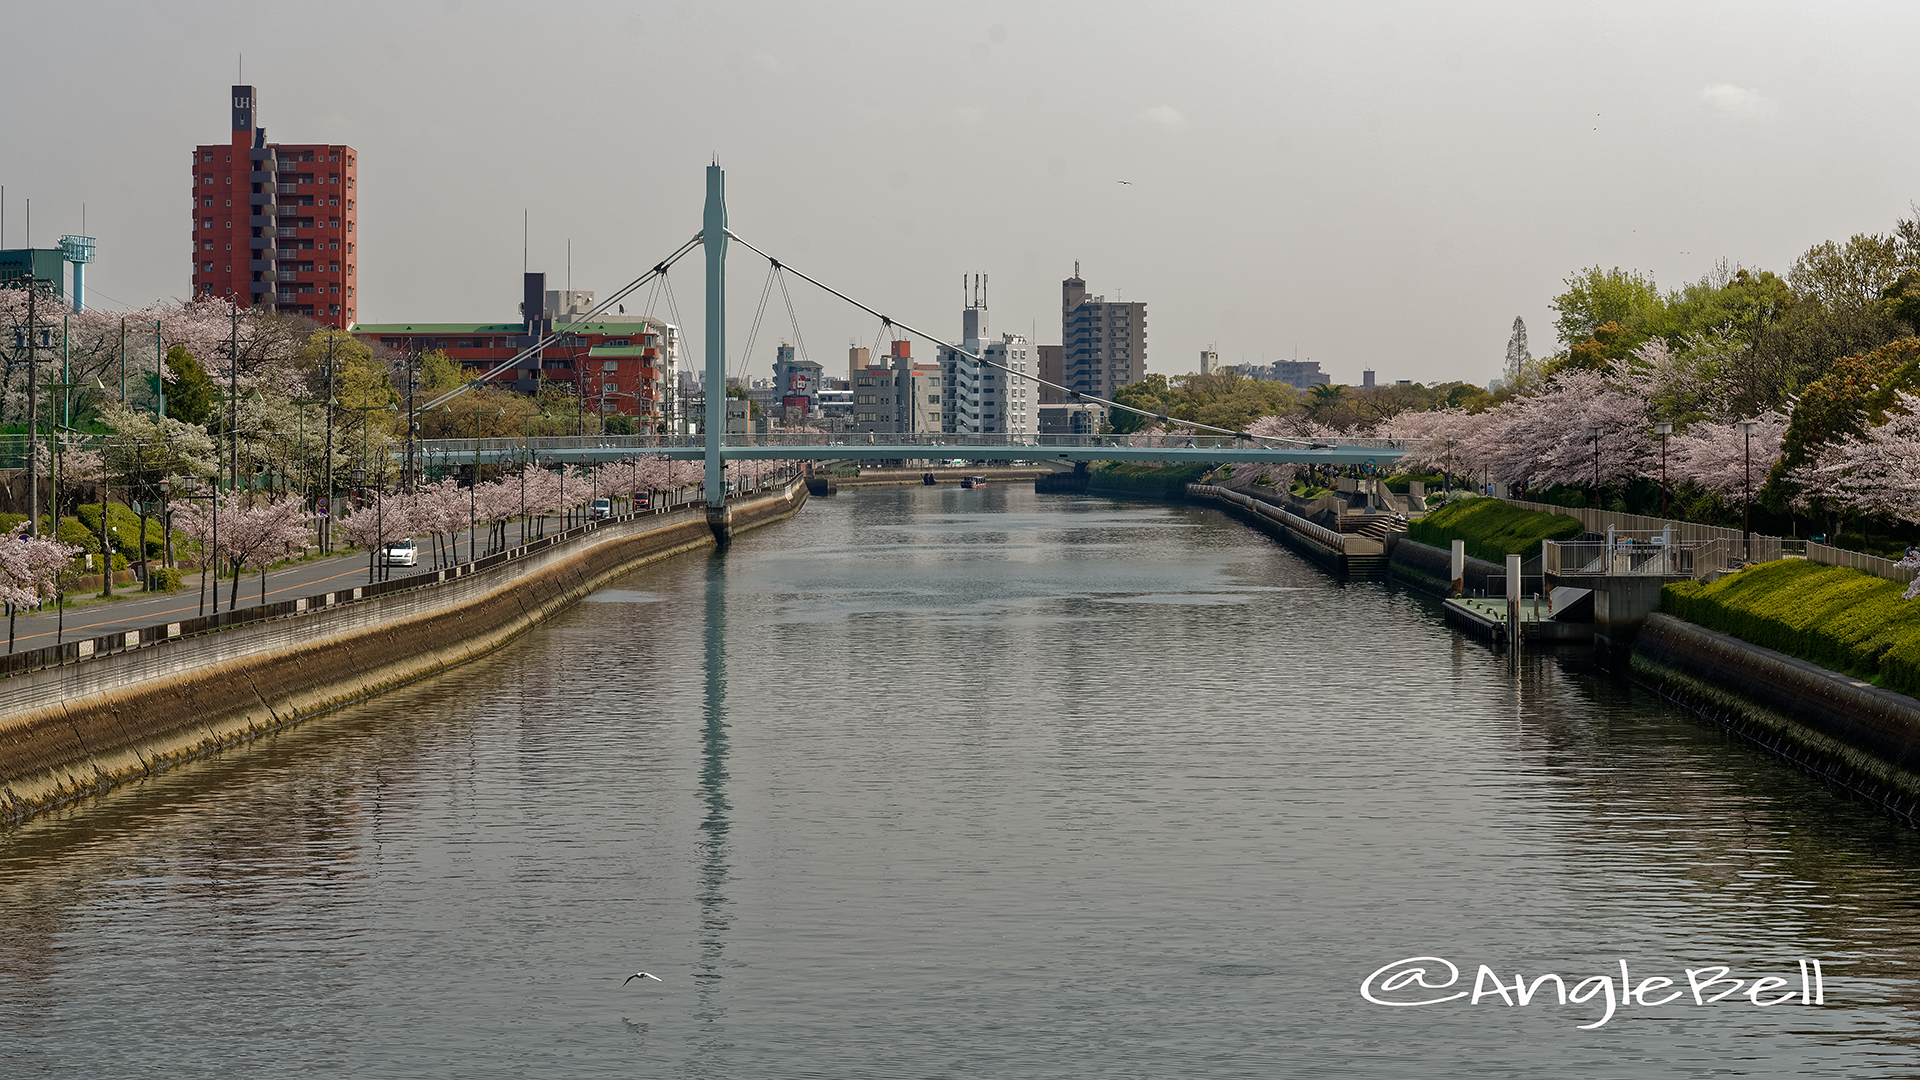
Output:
625 972 663 985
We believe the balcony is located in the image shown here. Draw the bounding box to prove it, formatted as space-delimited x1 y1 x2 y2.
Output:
276 183 297 195
277 227 299 237
249 281 272 294
248 192 274 206
249 215 273 228
277 271 300 281
249 259 274 272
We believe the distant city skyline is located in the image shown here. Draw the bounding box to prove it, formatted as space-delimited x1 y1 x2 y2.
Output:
5 1 1918 390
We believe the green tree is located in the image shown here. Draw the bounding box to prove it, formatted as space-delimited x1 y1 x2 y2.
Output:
1550 266 1665 347
163 345 218 426
420 349 463 393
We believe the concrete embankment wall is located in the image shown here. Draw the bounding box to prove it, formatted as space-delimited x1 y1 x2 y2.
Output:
1389 538 1506 597
1632 612 1920 823
0 479 808 824
1186 485 1346 575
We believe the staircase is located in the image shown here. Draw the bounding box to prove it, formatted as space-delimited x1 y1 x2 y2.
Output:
1343 515 1407 580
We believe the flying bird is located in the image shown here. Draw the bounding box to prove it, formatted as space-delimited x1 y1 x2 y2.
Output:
625 972 663 985
1117 180 1132 185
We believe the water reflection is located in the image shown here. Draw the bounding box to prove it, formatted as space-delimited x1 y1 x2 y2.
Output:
693 555 733 1037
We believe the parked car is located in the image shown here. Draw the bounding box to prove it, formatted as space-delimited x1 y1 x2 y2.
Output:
591 498 613 520
380 539 418 567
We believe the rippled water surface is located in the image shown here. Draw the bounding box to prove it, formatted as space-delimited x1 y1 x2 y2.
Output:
5 485 1920 1078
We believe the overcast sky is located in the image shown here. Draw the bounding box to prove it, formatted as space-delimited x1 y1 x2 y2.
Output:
5 1 1918 387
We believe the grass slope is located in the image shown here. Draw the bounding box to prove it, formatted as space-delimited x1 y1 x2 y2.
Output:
1090 462 1218 498
1404 498 1583 563
1664 560 1920 695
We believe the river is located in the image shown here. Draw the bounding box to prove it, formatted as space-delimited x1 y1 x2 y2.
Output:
3 484 1919 1078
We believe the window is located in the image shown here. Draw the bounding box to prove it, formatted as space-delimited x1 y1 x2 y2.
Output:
329 173 339 184
329 152 339 162
203 177 212 185
204 199 213 207
203 154 213 162
347 178 353 188
329 219 339 229
346 286 353 297
203 241 213 250
203 218 213 229
329 196 338 206
346 243 353 254
331 284 339 293
225 176 231 185
346 221 353 231
928 394 940 404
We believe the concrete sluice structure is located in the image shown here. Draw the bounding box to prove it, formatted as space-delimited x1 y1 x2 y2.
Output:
0 478 809 825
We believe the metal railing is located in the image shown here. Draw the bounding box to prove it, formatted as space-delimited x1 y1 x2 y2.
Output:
1188 484 1348 552
413 433 1414 455
1545 534 1810 578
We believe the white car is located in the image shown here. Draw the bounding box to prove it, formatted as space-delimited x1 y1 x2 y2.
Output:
380 539 418 567
591 498 613 520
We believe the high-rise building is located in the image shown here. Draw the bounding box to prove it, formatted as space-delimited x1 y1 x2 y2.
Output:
938 274 1031 436
193 85 358 327
1061 265 1146 400
1036 344 1065 404
1200 349 1218 375
851 340 939 435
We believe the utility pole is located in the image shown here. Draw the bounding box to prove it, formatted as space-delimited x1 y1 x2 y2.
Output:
26 279 39 536
228 304 239 493
323 331 336 552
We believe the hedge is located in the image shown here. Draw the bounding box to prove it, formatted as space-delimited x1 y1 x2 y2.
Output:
1664 560 1920 696
1090 462 1218 498
1403 497 1583 563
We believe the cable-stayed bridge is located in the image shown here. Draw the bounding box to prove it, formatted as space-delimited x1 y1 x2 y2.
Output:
416 166 1415 539
412 432 1410 467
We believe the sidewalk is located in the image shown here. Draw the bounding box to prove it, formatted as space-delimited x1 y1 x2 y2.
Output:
4 520 535 652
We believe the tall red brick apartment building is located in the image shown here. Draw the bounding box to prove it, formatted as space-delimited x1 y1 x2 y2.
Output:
192 85 358 327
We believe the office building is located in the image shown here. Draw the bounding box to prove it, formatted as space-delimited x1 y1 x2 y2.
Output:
939 275 1032 436
1061 264 1146 400
852 340 941 435
350 272 669 421
1037 344 1065 404
1200 349 1218 375
1228 359 1327 390
193 85 358 326
771 343 825 419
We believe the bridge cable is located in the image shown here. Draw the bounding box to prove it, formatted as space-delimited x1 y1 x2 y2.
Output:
413 231 703 416
735 263 779 385
774 266 812 372
723 230 1292 443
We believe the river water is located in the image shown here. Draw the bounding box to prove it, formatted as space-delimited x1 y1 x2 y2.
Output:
4 485 1920 1078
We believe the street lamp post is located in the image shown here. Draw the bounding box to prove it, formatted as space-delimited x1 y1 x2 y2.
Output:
1653 422 1673 518
1738 419 1758 556
1588 425 1603 508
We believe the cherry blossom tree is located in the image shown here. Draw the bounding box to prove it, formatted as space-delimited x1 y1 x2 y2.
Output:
175 494 313 611
0 524 81 611
1668 411 1789 502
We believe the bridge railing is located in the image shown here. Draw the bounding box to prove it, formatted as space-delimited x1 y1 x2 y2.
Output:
1543 536 1809 578
414 433 1419 456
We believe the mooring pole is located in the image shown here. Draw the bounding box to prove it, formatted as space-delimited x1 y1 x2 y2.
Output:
703 163 732 545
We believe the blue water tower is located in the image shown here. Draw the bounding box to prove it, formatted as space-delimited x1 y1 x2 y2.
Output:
58 235 95 313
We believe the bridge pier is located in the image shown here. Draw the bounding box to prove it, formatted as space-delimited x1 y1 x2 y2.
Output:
707 504 734 548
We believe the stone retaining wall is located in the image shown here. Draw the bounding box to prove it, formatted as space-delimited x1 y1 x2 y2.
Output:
0 479 808 824
1632 612 1920 822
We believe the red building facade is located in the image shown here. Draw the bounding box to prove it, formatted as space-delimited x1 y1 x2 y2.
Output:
193 85 358 327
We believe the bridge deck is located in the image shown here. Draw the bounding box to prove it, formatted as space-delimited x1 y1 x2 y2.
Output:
413 435 1412 467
